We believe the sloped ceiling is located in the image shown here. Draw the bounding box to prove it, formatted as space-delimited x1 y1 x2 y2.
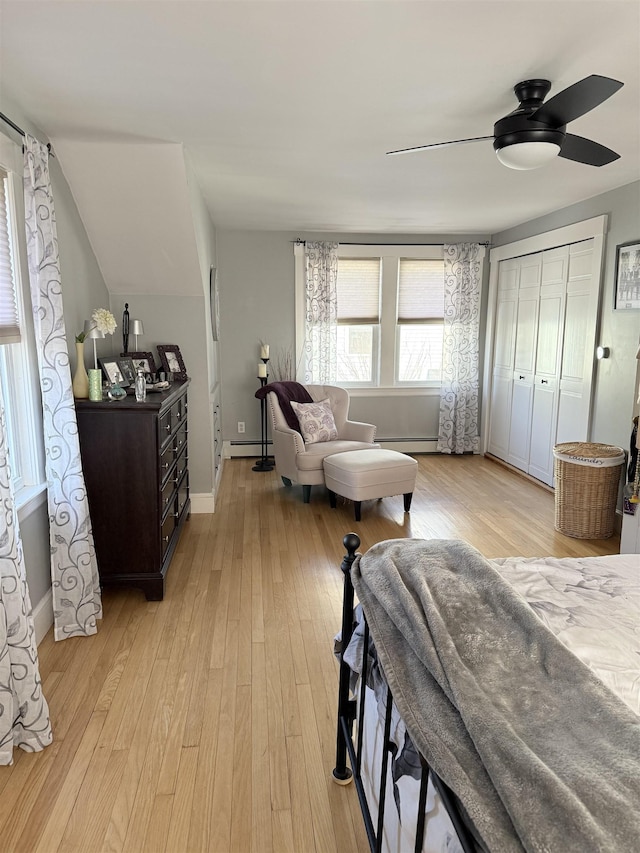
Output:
53 141 203 296
1 0 639 237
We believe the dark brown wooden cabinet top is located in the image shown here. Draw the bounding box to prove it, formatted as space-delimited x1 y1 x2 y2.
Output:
76 380 190 600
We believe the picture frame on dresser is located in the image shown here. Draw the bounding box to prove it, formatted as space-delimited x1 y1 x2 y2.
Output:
117 356 136 384
157 344 188 381
99 356 130 387
126 351 157 375
614 240 640 310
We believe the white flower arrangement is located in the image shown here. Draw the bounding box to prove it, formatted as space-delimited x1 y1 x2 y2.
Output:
76 308 117 342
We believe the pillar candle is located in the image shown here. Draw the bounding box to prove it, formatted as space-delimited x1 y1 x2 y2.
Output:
258 363 267 378
260 344 270 359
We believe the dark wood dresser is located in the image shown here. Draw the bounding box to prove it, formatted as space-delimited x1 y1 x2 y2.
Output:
75 380 190 600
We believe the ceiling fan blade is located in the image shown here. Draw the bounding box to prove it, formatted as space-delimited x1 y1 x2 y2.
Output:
386 136 492 156
559 133 620 166
529 75 623 127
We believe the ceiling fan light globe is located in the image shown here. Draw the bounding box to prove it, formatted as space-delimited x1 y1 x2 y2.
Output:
495 141 561 170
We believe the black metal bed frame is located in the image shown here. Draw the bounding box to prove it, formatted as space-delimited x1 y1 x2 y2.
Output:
332 533 477 853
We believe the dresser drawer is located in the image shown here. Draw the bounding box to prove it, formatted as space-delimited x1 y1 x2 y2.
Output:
161 508 176 558
161 474 176 517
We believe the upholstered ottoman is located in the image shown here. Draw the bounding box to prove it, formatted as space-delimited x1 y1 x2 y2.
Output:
323 448 418 521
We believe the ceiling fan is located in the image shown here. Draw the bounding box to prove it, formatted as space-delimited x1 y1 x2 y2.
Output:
387 75 624 170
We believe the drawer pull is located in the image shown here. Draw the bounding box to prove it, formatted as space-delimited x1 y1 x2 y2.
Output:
163 461 170 470
166 423 172 432
176 411 181 420
541 379 548 384
519 375 525 380
163 534 170 543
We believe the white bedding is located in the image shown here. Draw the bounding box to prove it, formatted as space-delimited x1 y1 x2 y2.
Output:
491 553 640 716
351 551 639 853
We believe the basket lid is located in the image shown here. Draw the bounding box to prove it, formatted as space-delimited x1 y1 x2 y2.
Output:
553 441 625 467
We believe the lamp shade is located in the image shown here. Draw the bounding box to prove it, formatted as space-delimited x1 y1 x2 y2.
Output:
83 320 105 339
495 141 561 170
131 319 144 336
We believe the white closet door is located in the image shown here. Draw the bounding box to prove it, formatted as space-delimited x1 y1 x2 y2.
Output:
488 259 518 460
556 239 598 444
507 253 541 470
529 246 568 485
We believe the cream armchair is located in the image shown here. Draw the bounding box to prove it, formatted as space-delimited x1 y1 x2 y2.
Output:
266 383 378 502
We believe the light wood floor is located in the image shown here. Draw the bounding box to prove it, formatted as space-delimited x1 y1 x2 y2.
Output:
0 455 620 853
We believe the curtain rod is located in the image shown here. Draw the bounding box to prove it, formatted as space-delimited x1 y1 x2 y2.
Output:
0 111 54 157
294 238 490 247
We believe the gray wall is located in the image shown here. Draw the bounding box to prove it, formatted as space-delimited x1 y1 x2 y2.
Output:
492 181 640 452
217 229 490 444
108 293 214 495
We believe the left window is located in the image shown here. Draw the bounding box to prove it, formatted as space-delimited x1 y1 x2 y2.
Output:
0 150 45 503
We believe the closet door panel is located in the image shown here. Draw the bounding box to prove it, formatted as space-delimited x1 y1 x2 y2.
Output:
508 377 534 469
488 259 518 460
557 240 597 444
506 253 541 471
488 374 513 460
529 379 558 484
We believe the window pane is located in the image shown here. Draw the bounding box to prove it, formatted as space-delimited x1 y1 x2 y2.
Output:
336 324 373 383
397 324 443 382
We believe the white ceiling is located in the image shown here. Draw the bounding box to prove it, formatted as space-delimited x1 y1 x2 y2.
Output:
1 0 639 235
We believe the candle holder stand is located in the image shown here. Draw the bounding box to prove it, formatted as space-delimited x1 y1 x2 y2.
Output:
253 361 274 472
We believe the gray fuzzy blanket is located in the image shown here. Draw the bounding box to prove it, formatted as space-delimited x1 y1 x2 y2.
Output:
351 539 640 853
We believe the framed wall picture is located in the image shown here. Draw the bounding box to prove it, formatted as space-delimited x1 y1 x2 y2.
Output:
157 344 188 381
125 351 157 375
614 240 640 310
210 265 220 342
99 357 130 387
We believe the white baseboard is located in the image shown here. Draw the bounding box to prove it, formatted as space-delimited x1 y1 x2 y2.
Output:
33 588 53 646
190 492 216 514
225 438 439 458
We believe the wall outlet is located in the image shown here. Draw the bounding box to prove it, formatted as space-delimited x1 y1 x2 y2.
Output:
237 421 245 434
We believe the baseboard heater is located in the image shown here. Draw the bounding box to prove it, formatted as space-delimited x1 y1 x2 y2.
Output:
225 438 439 458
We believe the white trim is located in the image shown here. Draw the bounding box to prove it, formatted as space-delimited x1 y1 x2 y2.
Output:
481 215 608 454
15 482 47 520
33 588 53 646
190 492 215 514
294 242 305 380
488 216 608 263
347 385 441 397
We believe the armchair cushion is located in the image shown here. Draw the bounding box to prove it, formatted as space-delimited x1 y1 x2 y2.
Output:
290 399 338 444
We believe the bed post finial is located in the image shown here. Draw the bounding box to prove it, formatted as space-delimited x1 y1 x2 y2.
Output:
334 532 361 786
342 533 360 569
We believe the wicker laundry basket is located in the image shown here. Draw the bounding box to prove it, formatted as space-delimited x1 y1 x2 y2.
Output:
553 442 625 539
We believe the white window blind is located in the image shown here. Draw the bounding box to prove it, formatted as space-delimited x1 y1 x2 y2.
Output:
0 168 20 344
397 258 444 323
337 258 381 324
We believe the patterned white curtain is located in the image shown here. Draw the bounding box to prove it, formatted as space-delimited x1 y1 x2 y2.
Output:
0 380 52 764
303 241 338 383
23 135 101 641
437 243 483 454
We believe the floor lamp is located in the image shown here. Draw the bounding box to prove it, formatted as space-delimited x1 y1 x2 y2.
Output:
253 357 274 472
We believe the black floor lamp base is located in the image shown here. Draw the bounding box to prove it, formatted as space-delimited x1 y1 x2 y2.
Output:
252 458 274 472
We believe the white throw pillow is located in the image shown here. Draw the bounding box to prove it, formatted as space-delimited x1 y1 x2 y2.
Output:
290 399 338 444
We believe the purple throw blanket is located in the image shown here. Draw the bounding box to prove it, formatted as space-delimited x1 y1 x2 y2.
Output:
255 381 313 432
